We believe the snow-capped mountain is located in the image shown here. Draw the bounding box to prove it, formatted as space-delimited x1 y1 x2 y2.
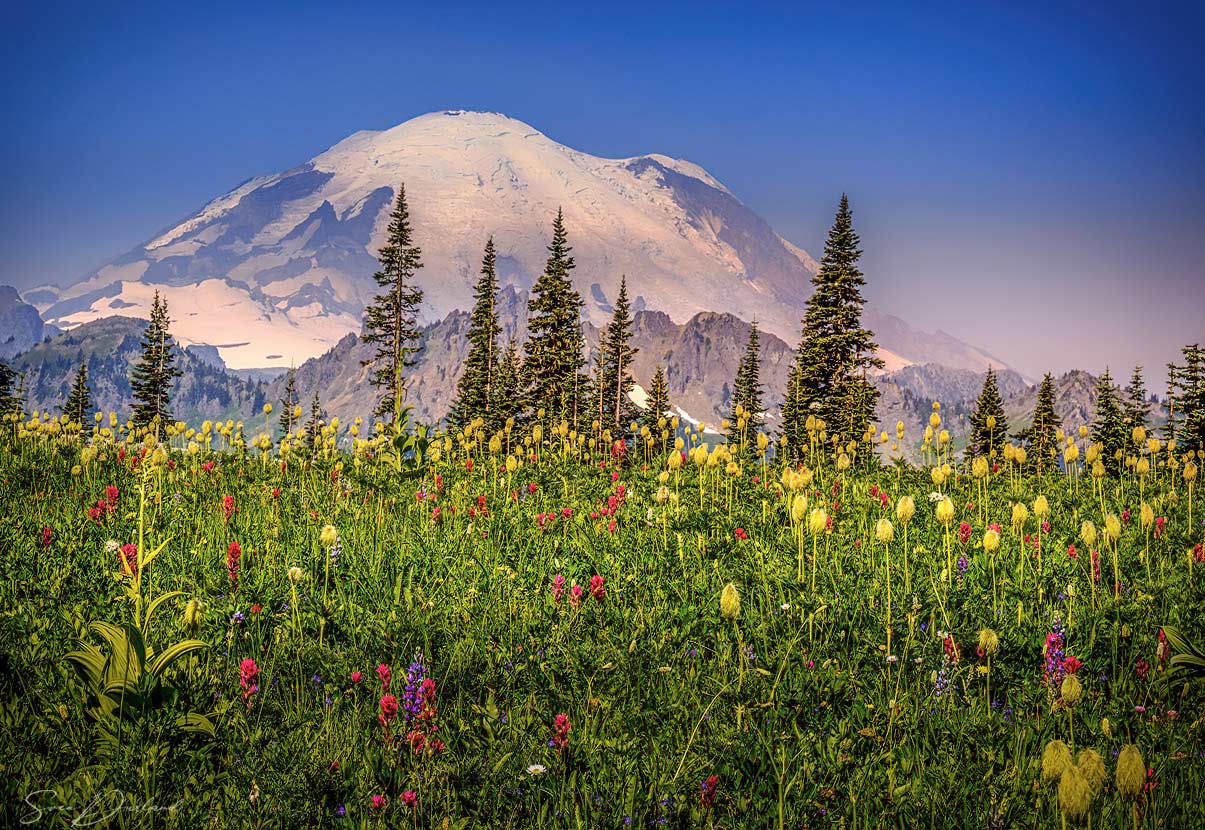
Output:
29 109 1008 375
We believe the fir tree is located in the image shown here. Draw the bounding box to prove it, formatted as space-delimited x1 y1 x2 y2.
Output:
640 364 672 436
1123 365 1148 432
450 238 503 431
130 290 182 432
62 363 93 431
523 209 588 429
596 276 639 435
278 367 300 437
491 341 524 426
1019 372 1061 473
967 367 1008 459
361 184 424 429
0 361 18 417
787 195 883 446
727 322 764 447
302 391 325 456
780 362 804 457
1090 368 1127 475
1169 344 1205 453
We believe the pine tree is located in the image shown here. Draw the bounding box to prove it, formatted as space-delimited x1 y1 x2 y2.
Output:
523 209 588 429
1169 344 1205 453
130 290 182 432
62 363 92 432
640 365 672 433
450 238 504 431
361 184 424 429
1090 368 1127 475
596 276 639 435
967 367 1008 459
491 342 524 426
0 361 20 418
727 322 764 447
279 367 300 437
302 391 325 456
1019 372 1061 473
1123 365 1148 432
780 362 804 457
787 195 883 445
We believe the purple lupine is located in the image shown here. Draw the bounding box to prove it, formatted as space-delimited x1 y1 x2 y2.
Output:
933 656 952 697
402 653 427 723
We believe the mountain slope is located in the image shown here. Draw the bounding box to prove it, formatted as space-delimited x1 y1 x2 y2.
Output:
29 110 1006 378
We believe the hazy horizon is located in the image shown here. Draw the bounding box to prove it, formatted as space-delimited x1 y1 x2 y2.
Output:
2 1 1202 385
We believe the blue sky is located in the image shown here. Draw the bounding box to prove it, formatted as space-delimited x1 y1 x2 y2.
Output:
1 1 1202 382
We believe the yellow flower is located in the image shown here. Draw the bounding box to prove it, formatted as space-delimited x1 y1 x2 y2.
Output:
320 525 338 547
1104 514 1121 542
790 494 808 524
1100 717 1112 738
1060 673 1082 707
807 508 828 536
1080 521 1097 548
183 598 202 630
1042 739 1072 784
1011 502 1029 530
1139 503 1154 530
895 496 915 524
1033 495 1049 518
720 583 740 620
935 497 954 526
875 518 894 544
977 628 999 656
1057 764 1093 820
1076 749 1107 796
1115 745 1145 799
983 528 1000 552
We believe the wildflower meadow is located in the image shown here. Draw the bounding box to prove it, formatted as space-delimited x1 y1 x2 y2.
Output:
1 413 1203 828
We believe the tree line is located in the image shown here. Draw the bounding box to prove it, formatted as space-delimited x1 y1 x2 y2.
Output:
2 184 1202 463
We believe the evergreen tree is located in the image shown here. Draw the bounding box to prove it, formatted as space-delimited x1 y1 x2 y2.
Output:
62 363 92 431
1090 368 1127 475
279 367 300 437
1123 365 1148 432
1019 372 1061 473
0 361 18 417
780 362 804 457
640 365 672 434
1169 344 1205 453
302 391 325 456
491 341 524 426
1164 361 1180 443
967 367 1008 459
130 290 182 432
727 322 764 447
450 238 504 431
596 275 639 435
361 184 424 429
523 209 588 429
787 195 883 445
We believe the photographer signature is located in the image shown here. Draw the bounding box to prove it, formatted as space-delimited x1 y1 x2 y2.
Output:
20 790 180 826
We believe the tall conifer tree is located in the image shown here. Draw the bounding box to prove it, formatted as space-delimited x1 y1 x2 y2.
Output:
450 238 504 431
523 209 588 428
1019 372 1061 472
130 290 182 431
1123 365 1148 433
727 322 764 446
63 363 92 431
361 184 424 429
967 367 1008 458
597 276 638 434
0 361 19 417
1090 368 1127 475
1169 344 1205 452
640 365 672 435
786 195 883 444
279 367 300 437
